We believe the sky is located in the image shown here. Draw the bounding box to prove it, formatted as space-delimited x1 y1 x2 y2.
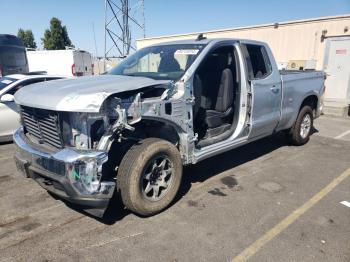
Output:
1 0 349 57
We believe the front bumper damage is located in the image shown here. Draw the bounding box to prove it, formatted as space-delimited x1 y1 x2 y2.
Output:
13 127 115 210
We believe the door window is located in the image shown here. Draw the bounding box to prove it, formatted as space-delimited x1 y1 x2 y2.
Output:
242 44 272 80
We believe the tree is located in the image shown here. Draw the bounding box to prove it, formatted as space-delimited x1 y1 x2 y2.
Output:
17 29 37 49
41 17 74 50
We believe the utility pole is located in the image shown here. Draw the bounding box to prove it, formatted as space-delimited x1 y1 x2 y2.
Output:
141 0 145 38
104 0 107 72
103 0 145 70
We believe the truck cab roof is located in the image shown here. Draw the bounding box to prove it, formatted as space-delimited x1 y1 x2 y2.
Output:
147 37 267 47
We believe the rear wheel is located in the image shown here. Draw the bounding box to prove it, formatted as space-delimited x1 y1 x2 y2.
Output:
117 138 183 216
288 106 313 146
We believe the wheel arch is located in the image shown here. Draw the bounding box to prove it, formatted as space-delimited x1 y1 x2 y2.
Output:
136 118 182 146
299 94 318 113
104 118 184 179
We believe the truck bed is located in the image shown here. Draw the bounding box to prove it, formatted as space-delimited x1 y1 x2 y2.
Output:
280 70 325 82
279 69 324 75
277 69 325 131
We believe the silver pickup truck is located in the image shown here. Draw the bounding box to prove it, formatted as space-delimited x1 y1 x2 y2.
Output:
13 37 325 217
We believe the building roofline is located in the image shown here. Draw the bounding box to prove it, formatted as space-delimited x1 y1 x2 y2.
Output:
137 13 350 42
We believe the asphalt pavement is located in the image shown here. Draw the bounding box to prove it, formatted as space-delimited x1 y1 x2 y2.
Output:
0 115 349 262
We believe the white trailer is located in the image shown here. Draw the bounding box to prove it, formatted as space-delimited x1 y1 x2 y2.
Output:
27 49 94 77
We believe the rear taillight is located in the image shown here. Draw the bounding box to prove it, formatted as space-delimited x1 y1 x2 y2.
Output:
91 64 94 75
71 63 76 76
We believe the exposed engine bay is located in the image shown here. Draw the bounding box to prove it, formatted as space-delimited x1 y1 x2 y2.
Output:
18 80 194 193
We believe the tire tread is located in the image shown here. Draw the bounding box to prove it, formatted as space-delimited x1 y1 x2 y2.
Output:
117 138 182 216
289 105 313 146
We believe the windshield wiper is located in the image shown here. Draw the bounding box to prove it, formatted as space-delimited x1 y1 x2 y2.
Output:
123 73 145 77
123 73 157 80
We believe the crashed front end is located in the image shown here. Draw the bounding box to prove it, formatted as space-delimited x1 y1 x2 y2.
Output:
14 127 113 209
13 92 144 212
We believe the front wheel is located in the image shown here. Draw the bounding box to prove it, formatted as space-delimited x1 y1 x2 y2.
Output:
117 138 183 216
288 106 313 146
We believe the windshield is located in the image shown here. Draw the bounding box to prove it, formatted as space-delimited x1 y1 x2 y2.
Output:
108 44 206 81
0 46 27 67
0 77 16 91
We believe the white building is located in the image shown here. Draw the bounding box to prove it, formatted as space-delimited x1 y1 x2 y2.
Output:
137 14 350 116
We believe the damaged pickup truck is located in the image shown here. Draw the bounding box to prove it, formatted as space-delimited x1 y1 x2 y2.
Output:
13 37 325 216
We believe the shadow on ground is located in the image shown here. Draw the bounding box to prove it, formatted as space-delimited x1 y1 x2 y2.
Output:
0 141 13 146
178 132 289 197
55 132 295 224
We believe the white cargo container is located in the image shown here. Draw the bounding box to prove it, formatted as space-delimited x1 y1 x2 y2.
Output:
27 49 94 77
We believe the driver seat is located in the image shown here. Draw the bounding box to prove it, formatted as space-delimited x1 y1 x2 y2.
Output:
204 68 234 129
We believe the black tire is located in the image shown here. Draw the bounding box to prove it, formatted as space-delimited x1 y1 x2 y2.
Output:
117 138 183 216
288 105 313 146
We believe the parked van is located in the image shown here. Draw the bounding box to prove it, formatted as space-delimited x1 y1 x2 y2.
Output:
0 34 29 77
27 49 93 77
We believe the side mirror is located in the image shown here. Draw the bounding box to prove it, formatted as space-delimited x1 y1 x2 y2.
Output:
0 94 14 103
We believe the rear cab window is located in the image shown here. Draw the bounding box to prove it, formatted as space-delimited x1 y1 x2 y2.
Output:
242 44 272 80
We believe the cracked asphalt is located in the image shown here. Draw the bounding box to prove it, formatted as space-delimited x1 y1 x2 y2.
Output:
0 115 349 262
